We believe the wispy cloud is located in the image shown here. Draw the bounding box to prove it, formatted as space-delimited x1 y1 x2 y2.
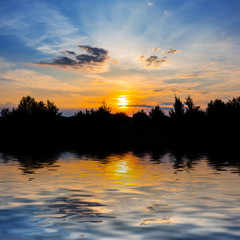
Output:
178 73 202 78
153 87 210 96
87 74 106 85
34 45 115 73
0 57 16 70
0 1 88 55
1 69 81 91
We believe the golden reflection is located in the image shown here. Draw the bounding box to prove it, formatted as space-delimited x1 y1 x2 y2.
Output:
139 218 174 225
102 154 145 182
114 160 129 174
117 96 129 108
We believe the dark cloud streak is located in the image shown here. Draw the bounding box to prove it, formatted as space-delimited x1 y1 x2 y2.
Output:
34 45 112 72
63 50 76 55
78 45 108 57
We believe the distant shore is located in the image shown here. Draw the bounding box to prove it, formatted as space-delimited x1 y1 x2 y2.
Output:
0 95 239 150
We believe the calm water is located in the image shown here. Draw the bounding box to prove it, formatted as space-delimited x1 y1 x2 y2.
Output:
0 149 240 240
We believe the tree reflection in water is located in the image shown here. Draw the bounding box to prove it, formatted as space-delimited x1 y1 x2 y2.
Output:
1 146 239 175
42 191 116 224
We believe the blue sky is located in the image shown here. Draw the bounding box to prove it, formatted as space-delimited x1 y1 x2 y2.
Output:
0 0 240 114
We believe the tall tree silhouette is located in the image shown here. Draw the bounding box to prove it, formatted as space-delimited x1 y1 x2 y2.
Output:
169 96 184 119
185 95 200 113
184 95 205 121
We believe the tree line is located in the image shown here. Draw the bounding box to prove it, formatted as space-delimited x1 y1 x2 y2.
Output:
0 95 239 146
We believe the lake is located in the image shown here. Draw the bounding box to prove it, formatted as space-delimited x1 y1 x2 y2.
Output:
0 148 240 239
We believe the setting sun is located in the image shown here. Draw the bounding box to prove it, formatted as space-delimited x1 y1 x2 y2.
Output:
117 96 129 108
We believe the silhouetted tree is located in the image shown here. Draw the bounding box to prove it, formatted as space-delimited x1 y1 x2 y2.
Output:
206 99 226 121
205 98 228 140
184 95 205 121
75 109 94 119
0 108 12 118
226 97 240 119
185 95 200 113
13 96 61 119
112 112 129 125
1 94 240 147
46 100 61 118
227 96 240 109
133 110 150 124
169 96 185 119
94 101 112 121
225 97 240 133
15 96 38 117
149 105 168 124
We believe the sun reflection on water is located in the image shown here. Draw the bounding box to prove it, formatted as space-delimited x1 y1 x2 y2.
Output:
1 151 240 239
114 160 129 174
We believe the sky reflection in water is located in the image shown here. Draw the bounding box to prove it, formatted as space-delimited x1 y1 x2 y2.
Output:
0 151 240 239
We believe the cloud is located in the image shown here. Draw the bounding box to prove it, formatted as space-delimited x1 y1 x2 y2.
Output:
63 50 76 55
129 104 154 108
87 74 106 85
138 55 167 68
164 78 202 84
152 48 160 52
148 2 153 7
163 10 172 16
78 45 108 57
153 88 209 96
163 49 179 54
153 88 178 93
0 1 88 55
34 45 113 73
0 101 16 109
160 102 174 106
1 69 81 91
138 47 179 69
0 57 16 70
178 73 201 78
93 79 105 85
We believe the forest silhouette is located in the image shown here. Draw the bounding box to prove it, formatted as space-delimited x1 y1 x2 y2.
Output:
0 95 240 148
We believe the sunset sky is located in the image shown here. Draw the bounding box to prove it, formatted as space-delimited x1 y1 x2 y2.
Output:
0 0 240 115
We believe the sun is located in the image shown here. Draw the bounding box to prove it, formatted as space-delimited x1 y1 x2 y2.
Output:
117 96 129 108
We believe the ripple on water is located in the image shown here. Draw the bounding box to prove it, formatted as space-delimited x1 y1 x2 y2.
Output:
1 151 240 240
139 217 174 225
40 193 116 224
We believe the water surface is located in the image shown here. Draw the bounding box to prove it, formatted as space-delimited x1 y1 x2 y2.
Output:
0 149 240 239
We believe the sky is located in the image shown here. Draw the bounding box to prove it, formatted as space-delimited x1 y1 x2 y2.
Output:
0 0 240 115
